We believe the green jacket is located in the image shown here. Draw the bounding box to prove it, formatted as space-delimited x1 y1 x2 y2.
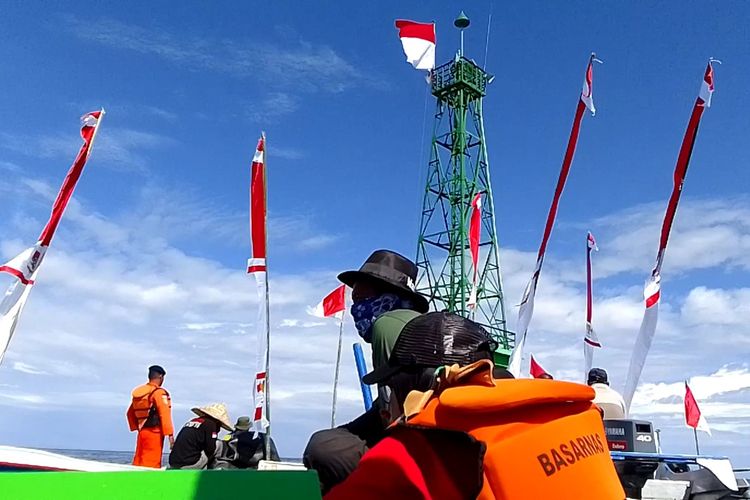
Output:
370 309 421 370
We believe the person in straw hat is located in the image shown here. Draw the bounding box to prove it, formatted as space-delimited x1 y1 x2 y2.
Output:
168 402 233 469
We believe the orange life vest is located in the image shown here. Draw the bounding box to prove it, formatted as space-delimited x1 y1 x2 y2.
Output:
131 383 167 429
400 360 625 500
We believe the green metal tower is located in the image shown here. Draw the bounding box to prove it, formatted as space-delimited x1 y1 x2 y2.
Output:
415 12 514 365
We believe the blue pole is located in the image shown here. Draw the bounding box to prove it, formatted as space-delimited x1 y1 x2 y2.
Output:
353 343 373 411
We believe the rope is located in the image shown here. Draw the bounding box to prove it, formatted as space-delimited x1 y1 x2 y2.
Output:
483 4 494 70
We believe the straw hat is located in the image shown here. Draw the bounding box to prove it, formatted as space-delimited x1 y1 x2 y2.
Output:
191 403 234 431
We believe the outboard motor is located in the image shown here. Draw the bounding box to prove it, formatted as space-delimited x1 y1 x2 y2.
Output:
607 419 749 499
604 419 658 453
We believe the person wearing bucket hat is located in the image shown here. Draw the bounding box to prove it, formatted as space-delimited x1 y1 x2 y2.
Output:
234 415 252 432
339 249 428 346
168 403 233 469
304 250 429 493
214 416 280 469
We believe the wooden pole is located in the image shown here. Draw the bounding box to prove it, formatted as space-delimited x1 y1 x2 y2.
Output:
693 427 700 455
331 315 345 427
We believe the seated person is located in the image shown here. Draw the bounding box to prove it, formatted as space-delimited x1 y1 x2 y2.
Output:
587 367 627 419
215 416 280 469
303 250 428 493
168 403 233 469
326 312 624 500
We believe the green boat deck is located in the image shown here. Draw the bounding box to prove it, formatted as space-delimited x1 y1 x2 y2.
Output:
0 469 322 500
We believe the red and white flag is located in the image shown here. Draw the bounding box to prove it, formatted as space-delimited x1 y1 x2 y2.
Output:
685 381 711 435
623 61 717 409
252 371 268 433
581 54 599 115
247 135 267 276
309 285 347 319
247 134 270 433
584 231 601 378
508 55 599 377
395 20 436 71
468 193 482 308
0 110 104 365
698 62 715 108
530 354 552 379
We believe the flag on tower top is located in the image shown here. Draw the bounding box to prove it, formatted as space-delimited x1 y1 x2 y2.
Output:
685 381 711 435
395 20 436 71
309 285 347 319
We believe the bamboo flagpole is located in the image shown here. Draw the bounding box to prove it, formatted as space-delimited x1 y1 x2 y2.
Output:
331 314 345 427
694 428 700 455
308 285 347 427
583 231 601 379
247 133 271 456
622 62 718 410
0 110 105 365
507 54 600 376
685 380 711 455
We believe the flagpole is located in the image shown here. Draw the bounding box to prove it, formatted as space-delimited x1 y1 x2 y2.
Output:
331 314 345 428
262 131 272 460
694 427 700 455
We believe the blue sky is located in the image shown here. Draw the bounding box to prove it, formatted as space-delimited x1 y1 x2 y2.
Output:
1 0 749 466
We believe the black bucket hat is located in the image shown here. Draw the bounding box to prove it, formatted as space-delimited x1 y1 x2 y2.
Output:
362 311 498 385
338 249 429 313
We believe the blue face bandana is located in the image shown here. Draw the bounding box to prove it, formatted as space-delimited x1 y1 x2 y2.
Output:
351 293 411 342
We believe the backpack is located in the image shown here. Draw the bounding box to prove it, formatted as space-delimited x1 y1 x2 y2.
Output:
131 386 163 429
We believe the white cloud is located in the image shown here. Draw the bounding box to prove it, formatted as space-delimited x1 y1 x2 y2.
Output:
12 362 47 376
1 190 749 465
0 161 21 172
269 214 341 253
589 198 750 278
272 146 306 161
0 128 175 173
180 322 226 331
632 366 750 409
280 319 326 328
61 16 378 94
680 287 750 327
247 92 300 123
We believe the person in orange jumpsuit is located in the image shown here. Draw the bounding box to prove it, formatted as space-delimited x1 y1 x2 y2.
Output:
126 365 174 468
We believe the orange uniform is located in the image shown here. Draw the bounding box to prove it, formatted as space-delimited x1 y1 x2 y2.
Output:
126 382 174 468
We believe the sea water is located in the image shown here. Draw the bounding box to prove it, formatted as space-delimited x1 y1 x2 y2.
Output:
43 449 300 465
